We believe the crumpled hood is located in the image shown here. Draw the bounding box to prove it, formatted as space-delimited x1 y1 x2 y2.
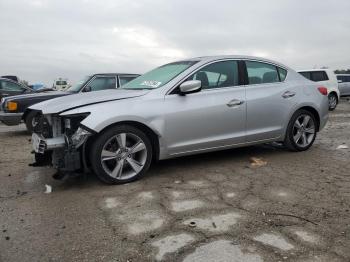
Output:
29 89 149 114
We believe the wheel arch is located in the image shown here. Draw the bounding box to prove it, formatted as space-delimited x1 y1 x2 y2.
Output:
328 91 339 100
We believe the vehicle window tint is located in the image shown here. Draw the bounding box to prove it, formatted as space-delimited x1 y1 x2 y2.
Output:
88 77 116 91
345 76 350 82
299 72 311 80
187 61 239 90
119 76 136 86
311 71 328 82
246 61 279 84
0 80 24 91
278 67 287 81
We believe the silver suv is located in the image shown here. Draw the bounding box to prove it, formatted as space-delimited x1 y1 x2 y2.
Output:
30 56 329 184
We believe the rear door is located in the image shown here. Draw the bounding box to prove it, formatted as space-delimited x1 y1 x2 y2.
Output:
0 79 27 99
245 60 295 142
339 75 350 96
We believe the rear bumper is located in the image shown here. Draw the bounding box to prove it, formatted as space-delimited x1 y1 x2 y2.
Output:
0 112 23 126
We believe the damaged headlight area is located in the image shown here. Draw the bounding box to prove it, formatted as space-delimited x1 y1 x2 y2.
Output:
70 126 91 148
62 113 91 149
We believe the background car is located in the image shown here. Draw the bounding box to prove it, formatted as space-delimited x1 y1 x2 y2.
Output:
298 69 340 110
30 56 329 185
336 74 350 96
0 73 139 131
0 77 34 99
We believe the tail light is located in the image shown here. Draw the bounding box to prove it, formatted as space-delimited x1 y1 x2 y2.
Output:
317 87 328 96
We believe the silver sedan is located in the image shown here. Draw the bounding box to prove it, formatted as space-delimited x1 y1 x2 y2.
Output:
30 56 329 184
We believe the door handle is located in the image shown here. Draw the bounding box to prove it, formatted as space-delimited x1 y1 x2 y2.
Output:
282 91 296 98
227 99 244 107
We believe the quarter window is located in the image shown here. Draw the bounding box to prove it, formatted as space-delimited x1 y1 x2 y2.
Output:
88 77 116 91
278 67 287 81
246 61 279 84
311 71 328 82
187 61 240 90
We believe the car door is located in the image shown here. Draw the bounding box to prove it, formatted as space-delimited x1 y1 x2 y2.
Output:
163 60 246 156
245 60 296 142
343 76 350 95
0 79 27 99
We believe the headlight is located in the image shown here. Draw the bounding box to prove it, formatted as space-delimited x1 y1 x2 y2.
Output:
71 127 91 148
6 101 18 111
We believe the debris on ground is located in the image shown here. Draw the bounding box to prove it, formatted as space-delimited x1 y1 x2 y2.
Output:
250 157 268 167
174 180 182 184
336 144 349 150
189 221 197 228
44 185 52 194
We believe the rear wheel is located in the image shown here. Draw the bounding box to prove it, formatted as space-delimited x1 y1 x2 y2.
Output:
328 93 338 111
90 125 152 184
284 110 317 151
25 111 40 133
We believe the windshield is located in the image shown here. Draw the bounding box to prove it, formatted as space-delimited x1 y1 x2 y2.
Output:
121 61 198 90
67 76 90 92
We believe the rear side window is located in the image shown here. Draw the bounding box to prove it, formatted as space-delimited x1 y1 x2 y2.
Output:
299 72 311 80
311 71 329 82
346 76 350 82
246 61 279 84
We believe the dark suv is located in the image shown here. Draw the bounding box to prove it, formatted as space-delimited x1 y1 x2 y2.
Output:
0 73 139 132
0 78 35 99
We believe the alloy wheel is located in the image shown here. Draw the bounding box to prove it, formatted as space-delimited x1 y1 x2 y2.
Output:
100 133 148 180
292 114 315 148
328 95 337 109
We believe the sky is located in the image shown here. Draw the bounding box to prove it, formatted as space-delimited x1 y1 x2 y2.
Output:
0 0 349 86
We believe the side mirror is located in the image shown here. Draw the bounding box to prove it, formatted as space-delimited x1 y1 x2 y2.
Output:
179 80 201 95
83 86 92 92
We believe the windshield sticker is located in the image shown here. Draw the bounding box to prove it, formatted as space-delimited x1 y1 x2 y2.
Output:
140 80 162 88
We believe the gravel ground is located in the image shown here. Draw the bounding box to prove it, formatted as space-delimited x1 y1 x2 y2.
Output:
0 99 350 262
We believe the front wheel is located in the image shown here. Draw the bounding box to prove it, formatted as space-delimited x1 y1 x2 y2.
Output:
90 125 153 184
328 93 338 111
284 110 317 152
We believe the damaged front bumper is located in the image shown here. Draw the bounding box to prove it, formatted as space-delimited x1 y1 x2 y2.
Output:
32 123 92 172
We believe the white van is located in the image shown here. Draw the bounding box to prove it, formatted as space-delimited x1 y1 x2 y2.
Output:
298 69 340 110
53 78 69 90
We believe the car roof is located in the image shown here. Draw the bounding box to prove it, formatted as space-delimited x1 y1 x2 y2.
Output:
92 73 140 76
176 55 289 69
298 69 332 72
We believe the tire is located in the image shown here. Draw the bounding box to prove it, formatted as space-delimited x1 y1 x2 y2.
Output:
25 111 40 133
284 109 317 152
90 125 153 184
328 93 338 111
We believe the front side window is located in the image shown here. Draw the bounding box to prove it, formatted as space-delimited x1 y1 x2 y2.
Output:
121 61 198 90
311 71 328 82
246 61 279 84
88 77 116 91
187 60 239 90
0 80 24 91
119 76 136 87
